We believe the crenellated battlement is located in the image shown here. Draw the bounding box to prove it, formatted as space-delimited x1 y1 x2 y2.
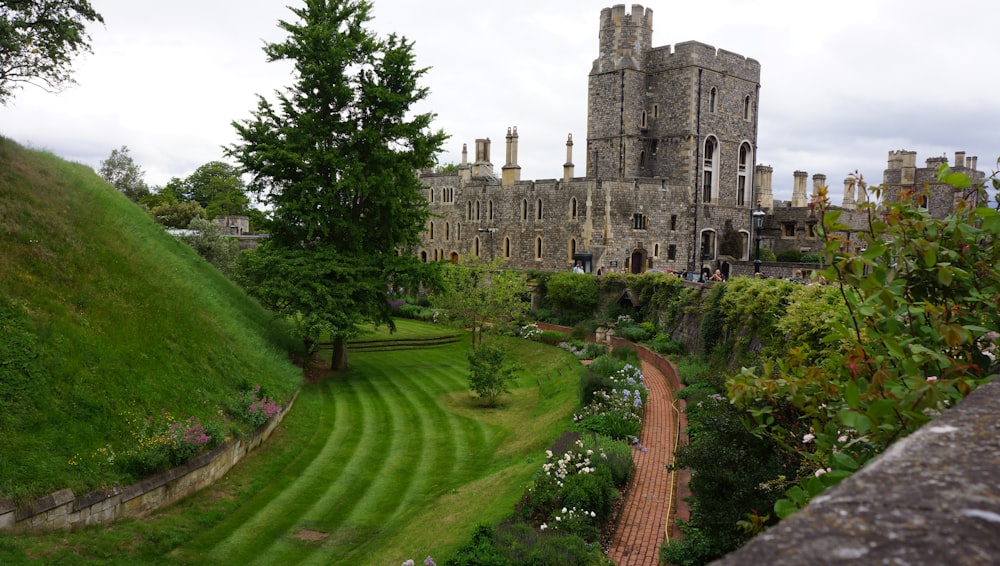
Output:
599 4 653 32
596 4 653 69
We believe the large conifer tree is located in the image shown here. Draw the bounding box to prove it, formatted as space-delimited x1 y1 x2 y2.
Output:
229 0 446 369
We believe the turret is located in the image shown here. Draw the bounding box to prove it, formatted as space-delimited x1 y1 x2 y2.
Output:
791 171 808 207
502 127 521 186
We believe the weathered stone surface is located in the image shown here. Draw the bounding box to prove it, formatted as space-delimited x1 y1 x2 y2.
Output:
713 378 1000 565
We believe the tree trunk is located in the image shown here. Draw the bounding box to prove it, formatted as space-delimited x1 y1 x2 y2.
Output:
331 336 349 371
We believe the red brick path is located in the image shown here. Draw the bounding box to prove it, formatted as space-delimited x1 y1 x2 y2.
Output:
607 358 682 566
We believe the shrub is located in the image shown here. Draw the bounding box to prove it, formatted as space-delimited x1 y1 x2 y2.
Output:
231 384 283 428
775 249 802 262
650 334 686 356
610 344 641 366
467 342 521 407
586 354 626 379
616 324 652 342
118 411 222 476
545 272 599 315
573 364 647 441
570 321 595 340
581 433 634 488
537 330 566 346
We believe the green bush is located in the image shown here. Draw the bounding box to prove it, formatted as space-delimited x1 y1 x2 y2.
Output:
586 354 626 379
570 321 595 340
581 433 634 488
610 344 640 366
537 330 567 346
775 249 802 262
799 252 820 263
546 272 599 316
616 324 652 342
650 334 686 356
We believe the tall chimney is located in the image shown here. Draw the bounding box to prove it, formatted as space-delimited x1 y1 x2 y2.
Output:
563 133 575 182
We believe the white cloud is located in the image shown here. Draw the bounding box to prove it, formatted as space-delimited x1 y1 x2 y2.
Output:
2 0 997 202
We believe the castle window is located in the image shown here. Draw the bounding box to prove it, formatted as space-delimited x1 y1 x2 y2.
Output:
475 200 481 221
709 87 717 113
651 139 658 155
442 187 454 203
536 199 543 220
653 104 659 118
429 221 435 240
474 237 481 257
667 244 677 261
457 223 462 240
738 143 751 207
782 222 796 238
445 222 450 241
641 111 647 129
488 199 494 220
632 213 647 230
466 201 473 221
807 224 817 239
700 230 717 260
420 250 427 262
504 237 511 259
670 214 678 231
427 189 434 203
639 151 646 168
653 243 660 258
535 236 543 261
703 136 719 203
521 199 528 221
744 95 752 121
570 197 578 220
569 238 577 258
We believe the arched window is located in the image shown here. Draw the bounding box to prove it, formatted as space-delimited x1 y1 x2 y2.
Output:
536 199 543 220
488 199 494 220
420 250 427 262
466 201 472 221
475 200 481 220
445 222 450 241
521 199 528 221
744 95 752 121
535 236 543 260
569 238 577 258
700 229 717 260
457 223 461 240
474 237 481 257
709 87 717 113
429 221 435 240
654 243 660 258
737 142 751 207
504 237 511 259
570 197 578 220
639 150 646 168
640 111 647 129
703 136 719 203
427 189 434 203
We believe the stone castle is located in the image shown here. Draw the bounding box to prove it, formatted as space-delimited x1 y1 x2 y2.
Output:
414 4 983 277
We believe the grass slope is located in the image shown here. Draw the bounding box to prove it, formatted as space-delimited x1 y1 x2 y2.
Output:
0 320 584 565
0 137 302 500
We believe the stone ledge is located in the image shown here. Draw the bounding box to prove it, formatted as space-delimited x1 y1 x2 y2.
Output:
713 377 1000 565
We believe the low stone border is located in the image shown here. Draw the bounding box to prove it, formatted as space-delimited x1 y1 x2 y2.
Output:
0 391 298 532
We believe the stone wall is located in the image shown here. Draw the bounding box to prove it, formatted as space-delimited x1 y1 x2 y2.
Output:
713 378 1000 565
0 392 297 532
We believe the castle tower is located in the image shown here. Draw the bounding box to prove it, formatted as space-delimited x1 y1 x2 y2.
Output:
502 127 521 186
812 174 826 203
564 133 575 182
472 138 493 178
841 177 855 209
754 164 774 210
586 4 653 179
791 171 808 207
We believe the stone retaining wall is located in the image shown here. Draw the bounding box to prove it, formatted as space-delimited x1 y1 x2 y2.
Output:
0 391 297 532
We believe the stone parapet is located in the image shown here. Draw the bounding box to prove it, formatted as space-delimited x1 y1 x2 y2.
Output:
713 378 1000 565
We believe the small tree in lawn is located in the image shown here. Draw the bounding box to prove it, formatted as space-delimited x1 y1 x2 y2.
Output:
467 341 521 408
434 256 529 348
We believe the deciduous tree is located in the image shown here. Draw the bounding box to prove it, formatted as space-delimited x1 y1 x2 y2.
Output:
0 0 103 103
228 0 446 369
434 256 529 348
99 145 149 202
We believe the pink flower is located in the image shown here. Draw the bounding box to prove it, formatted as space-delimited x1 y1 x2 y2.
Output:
802 433 815 443
926 376 938 382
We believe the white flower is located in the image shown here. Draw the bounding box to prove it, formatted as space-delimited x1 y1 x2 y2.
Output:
926 376 938 382
837 435 848 443
540 523 548 530
814 468 830 477
802 433 815 443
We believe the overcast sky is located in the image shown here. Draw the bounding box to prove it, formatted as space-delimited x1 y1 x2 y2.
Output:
2 0 998 202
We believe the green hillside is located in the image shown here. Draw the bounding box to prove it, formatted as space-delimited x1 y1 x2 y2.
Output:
0 137 302 502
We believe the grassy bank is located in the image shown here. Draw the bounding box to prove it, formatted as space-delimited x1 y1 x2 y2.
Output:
0 137 302 501
0 320 583 564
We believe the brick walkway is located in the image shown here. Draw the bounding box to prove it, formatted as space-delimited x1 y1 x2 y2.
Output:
607 358 681 566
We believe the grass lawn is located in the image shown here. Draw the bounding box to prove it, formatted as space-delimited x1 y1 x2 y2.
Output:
0 320 584 565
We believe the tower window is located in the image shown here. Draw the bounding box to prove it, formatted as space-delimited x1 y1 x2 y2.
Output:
744 95 752 121
667 244 677 260
709 87 717 113
632 213 647 230
670 214 678 231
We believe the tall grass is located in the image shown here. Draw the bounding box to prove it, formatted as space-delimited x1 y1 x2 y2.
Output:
0 138 302 501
